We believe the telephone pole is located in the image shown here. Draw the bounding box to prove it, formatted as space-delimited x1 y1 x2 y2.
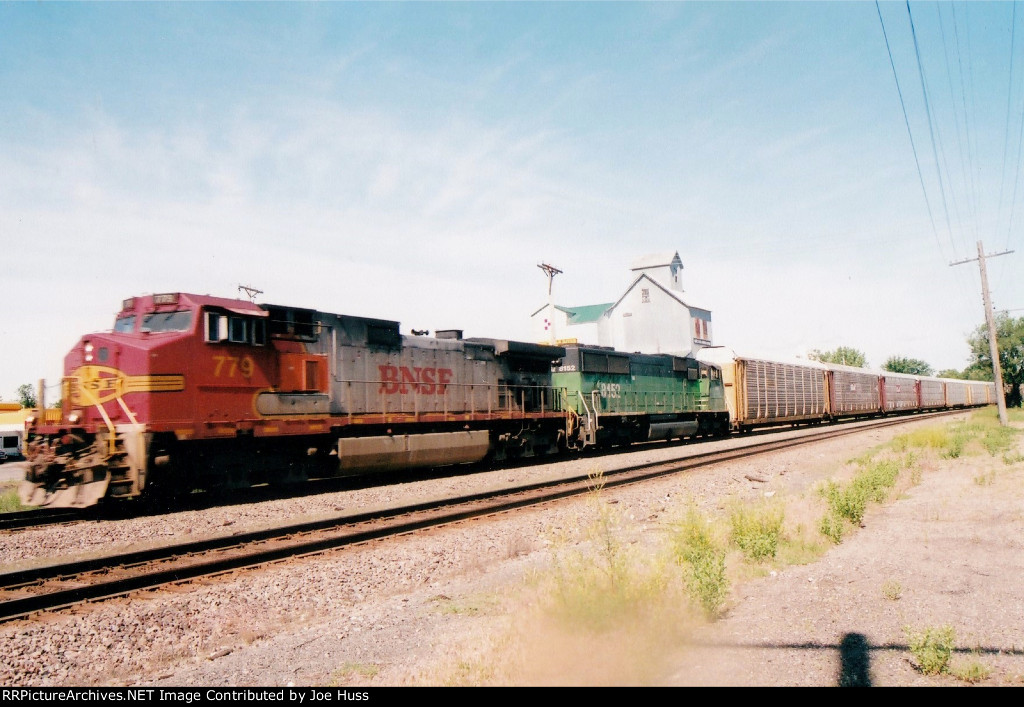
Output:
951 241 1013 426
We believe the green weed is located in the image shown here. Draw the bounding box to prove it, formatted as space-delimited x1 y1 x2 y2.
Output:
891 424 977 459
891 427 950 453
328 662 380 685
940 434 966 459
670 508 729 618
980 425 1017 456
881 580 902 601
0 485 27 513
905 624 955 675
775 526 829 566
1002 451 1024 466
818 510 845 544
951 659 990 683
545 497 670 632
848 449 880 467
817 458 901 544
973 471 997 486
730 501 784 562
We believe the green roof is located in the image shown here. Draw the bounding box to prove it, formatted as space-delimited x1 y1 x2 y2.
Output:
555 303 613 324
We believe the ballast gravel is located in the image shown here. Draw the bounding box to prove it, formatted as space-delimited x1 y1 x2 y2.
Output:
1 413 1022 687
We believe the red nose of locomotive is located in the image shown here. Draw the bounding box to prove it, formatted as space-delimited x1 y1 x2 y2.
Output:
59 295 193 430
22 294 197 507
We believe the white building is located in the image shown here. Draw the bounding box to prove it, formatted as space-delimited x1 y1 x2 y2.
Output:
531 251 712 356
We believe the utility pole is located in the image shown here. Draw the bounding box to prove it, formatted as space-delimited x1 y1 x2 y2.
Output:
951 241 1013 426
537 263 562 345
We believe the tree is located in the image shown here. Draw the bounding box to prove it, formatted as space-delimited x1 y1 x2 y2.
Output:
883 356 934 376
964 313 1024 408
808 346 867 368
16 384 36 409
936 368 964 379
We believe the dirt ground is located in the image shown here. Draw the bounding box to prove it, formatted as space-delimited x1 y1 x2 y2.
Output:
659 419 1024 686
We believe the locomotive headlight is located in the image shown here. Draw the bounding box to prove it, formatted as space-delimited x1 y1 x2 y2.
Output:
84 342 94 362
68 411 82 424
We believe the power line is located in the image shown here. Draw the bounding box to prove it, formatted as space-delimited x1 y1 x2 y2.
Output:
906 1 960 257
994 3 1023 291
875 1 946 258
949 1 980 243
934 2 971 249
997 1 1018 232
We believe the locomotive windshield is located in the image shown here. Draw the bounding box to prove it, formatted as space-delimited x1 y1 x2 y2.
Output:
113 315 136 333
141 311 193 333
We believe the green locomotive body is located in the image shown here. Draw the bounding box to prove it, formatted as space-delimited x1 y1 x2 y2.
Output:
553 345 729 447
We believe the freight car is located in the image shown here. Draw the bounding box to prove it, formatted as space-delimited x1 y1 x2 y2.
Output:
827 363 882 419
20 293 728 508
696 347 996 431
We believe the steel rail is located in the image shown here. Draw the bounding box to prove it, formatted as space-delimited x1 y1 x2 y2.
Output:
0 410 965 623
0 508 86 532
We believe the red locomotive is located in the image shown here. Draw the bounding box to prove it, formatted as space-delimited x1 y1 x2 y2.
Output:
22 292 570 507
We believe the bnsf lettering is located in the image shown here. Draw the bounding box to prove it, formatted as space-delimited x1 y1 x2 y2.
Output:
378 365 454 395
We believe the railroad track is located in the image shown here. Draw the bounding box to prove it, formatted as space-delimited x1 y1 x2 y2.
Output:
0 410 964 623
0 507 87 532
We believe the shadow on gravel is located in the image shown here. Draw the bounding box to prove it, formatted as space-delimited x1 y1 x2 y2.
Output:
839 632 872 687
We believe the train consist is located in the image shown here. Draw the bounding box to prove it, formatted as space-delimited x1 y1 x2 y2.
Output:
695 348 996 431
21 292 994 508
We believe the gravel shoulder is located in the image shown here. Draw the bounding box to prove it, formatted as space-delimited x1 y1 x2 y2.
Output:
1 411 1022 687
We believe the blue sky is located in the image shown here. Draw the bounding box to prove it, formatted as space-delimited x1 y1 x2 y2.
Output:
2 1 1023 402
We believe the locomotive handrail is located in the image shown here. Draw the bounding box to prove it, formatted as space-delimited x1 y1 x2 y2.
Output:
114 394 139 426
66 376 119 456
346 379 563 422
589 388 712 416
346 376 722 420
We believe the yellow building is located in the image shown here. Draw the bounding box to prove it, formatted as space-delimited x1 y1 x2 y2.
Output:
0 404 29 458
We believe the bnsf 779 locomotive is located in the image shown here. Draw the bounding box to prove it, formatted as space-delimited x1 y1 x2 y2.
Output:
22 293 728 508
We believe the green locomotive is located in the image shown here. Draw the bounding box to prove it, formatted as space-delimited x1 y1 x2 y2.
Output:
553 345 729 448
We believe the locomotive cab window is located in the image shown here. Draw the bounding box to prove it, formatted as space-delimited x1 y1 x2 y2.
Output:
229 317 247 343
205 311 265 346
205 312 224 342
251 319 266 345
